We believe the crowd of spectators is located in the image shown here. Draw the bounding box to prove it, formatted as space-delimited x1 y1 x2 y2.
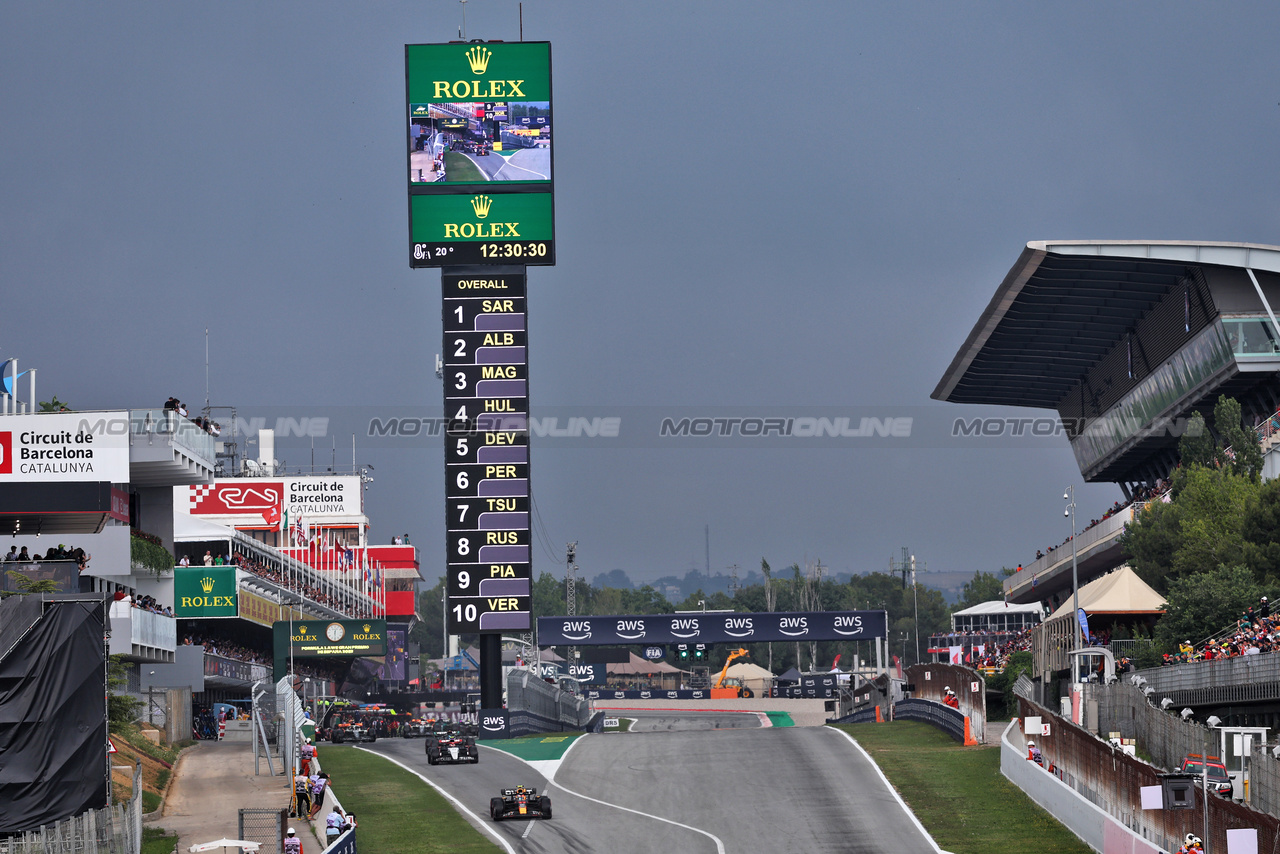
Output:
4 543 91 571
1029 480 1172 562
966 627 1033 671
114 589 173 616
232 551 364 615
1162 597 1276 665
181 629 343 682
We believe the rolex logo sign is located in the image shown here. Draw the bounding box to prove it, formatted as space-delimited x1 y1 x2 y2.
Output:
466 46 492 75
470 195 492 219
174 566 238 617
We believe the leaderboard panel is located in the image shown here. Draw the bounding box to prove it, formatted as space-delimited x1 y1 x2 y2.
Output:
442 270 532 634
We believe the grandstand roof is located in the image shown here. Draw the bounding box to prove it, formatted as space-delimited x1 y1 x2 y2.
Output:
932 240 1280 408
1046 565 1166 620
952 600 1043 617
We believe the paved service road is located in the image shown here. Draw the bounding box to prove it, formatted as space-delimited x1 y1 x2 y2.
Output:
366 719 939 854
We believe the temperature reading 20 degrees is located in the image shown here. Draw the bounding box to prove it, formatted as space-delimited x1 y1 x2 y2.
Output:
414 244 454 261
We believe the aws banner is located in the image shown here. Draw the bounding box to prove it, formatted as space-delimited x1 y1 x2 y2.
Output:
536 610 888 646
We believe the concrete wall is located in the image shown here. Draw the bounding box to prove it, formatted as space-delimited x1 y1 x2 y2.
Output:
1000 721 1165 854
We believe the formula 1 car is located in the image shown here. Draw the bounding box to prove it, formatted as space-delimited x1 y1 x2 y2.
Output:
426 730 479 764
330 723 377 744
490 786 550 821
400 719 434 738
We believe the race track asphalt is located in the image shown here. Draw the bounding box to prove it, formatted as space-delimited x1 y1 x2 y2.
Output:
363 712 940 854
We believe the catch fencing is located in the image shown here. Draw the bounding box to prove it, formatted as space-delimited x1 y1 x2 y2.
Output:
1250 742 1280 820
0 766 142 854
506 668 593 736
1015 689 1280 854
237 809 288 854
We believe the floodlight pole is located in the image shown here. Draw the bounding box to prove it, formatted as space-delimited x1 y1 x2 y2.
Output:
1065 487 1082 674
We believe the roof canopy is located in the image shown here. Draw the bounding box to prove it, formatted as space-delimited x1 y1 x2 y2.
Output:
933 240 1280 409
953 600 1043 617
1047 565 1166 621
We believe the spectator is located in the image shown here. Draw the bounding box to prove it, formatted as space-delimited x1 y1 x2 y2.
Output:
203 550 214 566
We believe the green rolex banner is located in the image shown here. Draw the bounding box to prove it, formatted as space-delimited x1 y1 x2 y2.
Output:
174 566 238 617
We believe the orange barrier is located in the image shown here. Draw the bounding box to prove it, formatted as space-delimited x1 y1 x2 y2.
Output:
963 716 977 746
709 688 739 699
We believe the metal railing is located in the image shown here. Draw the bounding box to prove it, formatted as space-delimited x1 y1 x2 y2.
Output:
1131 650 1280 705
129 409 215 462
0 765 142 854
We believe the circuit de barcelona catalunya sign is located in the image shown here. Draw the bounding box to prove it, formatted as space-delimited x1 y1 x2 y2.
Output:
536 610 888 646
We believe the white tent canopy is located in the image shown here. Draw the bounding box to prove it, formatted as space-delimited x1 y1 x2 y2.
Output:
1047 565 1166 621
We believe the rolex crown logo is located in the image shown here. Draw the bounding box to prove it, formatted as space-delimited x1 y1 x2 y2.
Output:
466 46 492 75
470 195 492 219
200 576 216 593
299 626 307 634
363 624 372 633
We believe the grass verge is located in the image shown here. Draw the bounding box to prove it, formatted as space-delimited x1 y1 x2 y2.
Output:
834 721 1091 854
317 745 499 854
141 826 177 854
442 152 485 182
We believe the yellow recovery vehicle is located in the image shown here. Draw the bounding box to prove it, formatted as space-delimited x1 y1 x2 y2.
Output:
710 648 754 698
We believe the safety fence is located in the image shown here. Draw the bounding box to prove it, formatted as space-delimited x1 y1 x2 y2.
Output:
506 668 592 736
0 766 142 854
1016 694 1280 854
1250 742 1280 820
237 809 288 854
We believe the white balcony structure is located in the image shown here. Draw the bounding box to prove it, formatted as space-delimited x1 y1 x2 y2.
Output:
129 409 215 487
108 599 176 662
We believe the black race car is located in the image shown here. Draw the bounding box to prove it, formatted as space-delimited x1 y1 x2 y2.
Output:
490 786 550 821
426 730 479 764
330 724 377 744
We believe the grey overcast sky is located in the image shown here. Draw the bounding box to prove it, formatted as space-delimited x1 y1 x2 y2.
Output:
3 2 1278 588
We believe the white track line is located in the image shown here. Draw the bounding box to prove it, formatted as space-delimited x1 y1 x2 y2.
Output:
828 728 956 854
497 735 725 854
491 154 548 180
353 747 516 854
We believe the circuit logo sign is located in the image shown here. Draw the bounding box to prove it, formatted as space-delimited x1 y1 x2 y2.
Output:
0 432 10 474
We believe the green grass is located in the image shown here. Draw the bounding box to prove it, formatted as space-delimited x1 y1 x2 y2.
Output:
141 791 162 814
317 746 499 853
108 722 186 765
141 827 177 854
834 721 1091 854
442 152 485 182
483 733 583 761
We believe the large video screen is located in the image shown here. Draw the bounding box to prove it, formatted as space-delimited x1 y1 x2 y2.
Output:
407 43 552 187
406 42 554 267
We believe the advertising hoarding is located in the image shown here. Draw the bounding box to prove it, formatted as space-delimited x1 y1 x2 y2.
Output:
0 411 130 483
280 618 388 657
406 42 554 268
174 567 239 617
181 476 363 522
536 610 890 646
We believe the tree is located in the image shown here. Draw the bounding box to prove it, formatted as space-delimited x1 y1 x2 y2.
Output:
1242 477 1280 586
957 571 1005 610
107 654 142 726
1177 411 1215 469
1154 564 1261 649
1215 395 1263 481
2 570 61 599
531 570 565 618
410 578 446 659
1123 466 1258 594
38 395 70 412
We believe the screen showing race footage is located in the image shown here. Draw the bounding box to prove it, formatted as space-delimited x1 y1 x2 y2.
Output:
406 42 552 187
